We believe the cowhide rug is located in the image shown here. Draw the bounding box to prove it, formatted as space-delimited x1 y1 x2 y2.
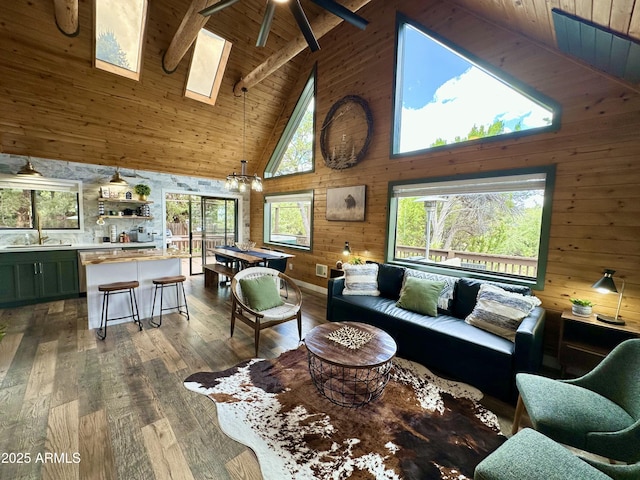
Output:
184 346 505 480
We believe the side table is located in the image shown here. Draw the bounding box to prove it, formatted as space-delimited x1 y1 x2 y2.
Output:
558 310 640 377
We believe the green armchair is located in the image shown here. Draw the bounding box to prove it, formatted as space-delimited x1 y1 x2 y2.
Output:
475 428 640 480
512 338 640 463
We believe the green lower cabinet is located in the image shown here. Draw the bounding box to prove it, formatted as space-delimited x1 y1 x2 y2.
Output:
0 250 79 308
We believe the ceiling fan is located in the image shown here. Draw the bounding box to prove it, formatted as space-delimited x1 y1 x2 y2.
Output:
199 0 369 52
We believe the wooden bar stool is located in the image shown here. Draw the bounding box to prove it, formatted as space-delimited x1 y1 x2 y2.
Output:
150 275 190 327
97 280 142 340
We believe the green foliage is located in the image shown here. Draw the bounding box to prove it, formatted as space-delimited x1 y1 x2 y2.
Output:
570 298 594 307
134 184 151 196
430 119 507 148
0 189 31 228
273 101 314 176
350 257 363 265
270 202 310 238
96 31 130 69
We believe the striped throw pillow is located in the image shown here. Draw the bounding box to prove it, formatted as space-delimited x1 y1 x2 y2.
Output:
342 263 380 296
465 284 541 341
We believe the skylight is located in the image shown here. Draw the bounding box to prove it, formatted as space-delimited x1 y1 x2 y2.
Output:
185 29 232 106
94 0 148 80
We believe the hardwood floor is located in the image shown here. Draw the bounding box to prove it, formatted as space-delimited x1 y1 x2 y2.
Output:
0 275 515 479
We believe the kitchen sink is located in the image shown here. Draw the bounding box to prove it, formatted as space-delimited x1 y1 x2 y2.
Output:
5 243 73 248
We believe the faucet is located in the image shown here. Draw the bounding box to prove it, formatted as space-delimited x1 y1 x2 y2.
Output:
37 215 49 245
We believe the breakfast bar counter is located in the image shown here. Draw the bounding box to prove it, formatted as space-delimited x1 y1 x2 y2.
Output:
80 249 188 330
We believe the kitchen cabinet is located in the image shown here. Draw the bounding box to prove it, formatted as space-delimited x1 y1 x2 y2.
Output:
0 250 79 307
98 197 153 220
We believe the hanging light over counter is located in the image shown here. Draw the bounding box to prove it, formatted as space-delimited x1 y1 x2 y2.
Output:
17 159 43 177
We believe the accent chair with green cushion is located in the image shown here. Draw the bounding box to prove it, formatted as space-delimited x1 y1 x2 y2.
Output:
231 267 303 357
474 428 640 480
512 338 640 463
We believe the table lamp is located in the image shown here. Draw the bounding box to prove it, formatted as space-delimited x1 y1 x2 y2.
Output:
591 269 625 325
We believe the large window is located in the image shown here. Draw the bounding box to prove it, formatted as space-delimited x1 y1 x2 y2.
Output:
94 0 148 80
263 191 313 250
264 69 316 178
0 176 83 231
185 29 232 106
393 16 558 156
387 167 555 288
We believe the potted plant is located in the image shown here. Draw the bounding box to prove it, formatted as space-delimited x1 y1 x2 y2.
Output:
134 183 151 200
570 298 594 317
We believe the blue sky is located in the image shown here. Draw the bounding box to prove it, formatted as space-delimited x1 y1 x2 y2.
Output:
399 25 553 153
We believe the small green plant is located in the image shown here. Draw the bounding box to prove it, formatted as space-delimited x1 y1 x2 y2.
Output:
134 184 151 197
350 256 363 265
570 298 594 307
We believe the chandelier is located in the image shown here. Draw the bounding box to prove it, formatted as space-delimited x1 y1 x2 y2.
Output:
225 89 263 193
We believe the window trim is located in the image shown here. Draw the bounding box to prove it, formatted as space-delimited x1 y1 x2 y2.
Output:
390 13 561 159
184 29 232 106
93 0 149 81
264 66 316 179
0 175 84 232
385 166 556 289
263 190 314 251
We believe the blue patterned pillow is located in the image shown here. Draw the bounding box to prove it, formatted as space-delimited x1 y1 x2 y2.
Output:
342 263 380 296
465 284 541 341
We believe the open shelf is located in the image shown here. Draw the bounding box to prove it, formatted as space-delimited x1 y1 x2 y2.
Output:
98 197 153 204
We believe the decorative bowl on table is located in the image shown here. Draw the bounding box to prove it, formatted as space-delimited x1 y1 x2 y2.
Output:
235 241 256 252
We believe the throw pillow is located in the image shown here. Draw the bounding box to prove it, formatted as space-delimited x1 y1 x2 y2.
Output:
404 270 458 313
239 275 285 312
452 278 532 319
342 263 380 296
465 284 542 341
396 276 445 317
377 263 406 299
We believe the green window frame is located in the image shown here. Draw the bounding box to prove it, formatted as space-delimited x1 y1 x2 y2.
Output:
263 190 314 251
264 68 316 178
392 14 559 157
386 166 555 289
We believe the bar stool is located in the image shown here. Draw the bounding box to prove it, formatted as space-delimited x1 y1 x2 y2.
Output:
97 280 142 340
150 275 190 327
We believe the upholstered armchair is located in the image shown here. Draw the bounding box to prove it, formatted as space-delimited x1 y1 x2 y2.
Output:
230 267 302 357
512 338 640 463
475 428 640 480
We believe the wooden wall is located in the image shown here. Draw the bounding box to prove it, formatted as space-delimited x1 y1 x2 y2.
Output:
251 0 640 349
0 0 306 179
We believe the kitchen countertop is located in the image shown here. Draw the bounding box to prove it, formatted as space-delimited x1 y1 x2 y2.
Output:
79 249 188 266
0 242 157 252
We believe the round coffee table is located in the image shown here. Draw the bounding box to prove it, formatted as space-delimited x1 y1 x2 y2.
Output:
304 321 397 407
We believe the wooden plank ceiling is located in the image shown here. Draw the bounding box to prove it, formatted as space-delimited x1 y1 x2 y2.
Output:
2 0 640 179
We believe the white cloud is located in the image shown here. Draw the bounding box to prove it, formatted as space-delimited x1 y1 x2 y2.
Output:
400 67 552 152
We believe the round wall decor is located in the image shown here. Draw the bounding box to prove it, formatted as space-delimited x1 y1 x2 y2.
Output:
320 95 373 170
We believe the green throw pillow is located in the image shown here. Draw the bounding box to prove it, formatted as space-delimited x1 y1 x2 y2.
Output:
396 277 444 317
239 276 285 312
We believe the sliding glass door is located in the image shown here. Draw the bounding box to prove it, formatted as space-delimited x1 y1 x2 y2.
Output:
165 193 237 275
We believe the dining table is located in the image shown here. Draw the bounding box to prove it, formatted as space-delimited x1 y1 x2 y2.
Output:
212 246 295 269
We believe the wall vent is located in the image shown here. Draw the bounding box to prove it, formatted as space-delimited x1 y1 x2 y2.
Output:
315 264 328 278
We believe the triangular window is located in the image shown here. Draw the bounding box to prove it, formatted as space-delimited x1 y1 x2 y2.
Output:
393 17 558 156
265 69 315 178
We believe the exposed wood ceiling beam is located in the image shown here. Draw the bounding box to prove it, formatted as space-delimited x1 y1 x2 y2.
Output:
163 0 220 74
53 0 79 37
234 0 373 95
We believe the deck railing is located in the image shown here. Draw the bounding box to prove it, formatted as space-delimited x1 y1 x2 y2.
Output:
396 246 538 277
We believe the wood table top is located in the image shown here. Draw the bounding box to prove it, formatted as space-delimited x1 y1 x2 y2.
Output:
213 246 295 265
304 321 397 368
79 249 188 266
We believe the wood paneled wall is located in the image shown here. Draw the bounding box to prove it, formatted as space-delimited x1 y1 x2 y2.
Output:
251 0 640 346
0 0 305 179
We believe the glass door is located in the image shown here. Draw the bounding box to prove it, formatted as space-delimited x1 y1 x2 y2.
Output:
201 197 237 267
165 194 237 275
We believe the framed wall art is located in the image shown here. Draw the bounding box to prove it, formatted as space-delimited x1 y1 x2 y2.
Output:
326 185 366 221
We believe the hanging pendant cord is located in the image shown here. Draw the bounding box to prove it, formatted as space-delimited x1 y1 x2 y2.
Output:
242 87 247 160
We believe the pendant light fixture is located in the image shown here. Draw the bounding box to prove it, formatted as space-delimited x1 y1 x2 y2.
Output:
225 88 263 193
17 159 43 177
109 167 128 186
